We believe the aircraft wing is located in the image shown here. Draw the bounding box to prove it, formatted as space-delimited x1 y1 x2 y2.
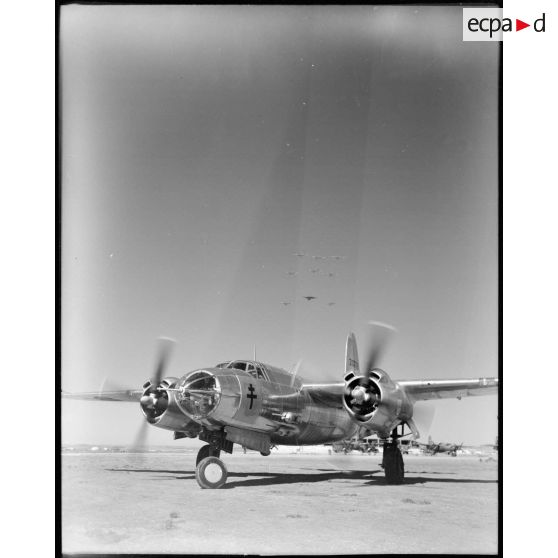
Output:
62 389 143 402
397 378 498 402
299 383 345 407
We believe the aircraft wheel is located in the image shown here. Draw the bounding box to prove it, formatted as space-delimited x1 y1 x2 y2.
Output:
383 445 404 485
195 456 228 489
196 444 220 465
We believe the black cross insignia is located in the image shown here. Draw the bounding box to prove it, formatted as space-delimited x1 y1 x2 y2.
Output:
247 383 258 410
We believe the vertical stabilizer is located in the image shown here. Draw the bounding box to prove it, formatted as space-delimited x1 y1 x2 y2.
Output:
345 332 360 378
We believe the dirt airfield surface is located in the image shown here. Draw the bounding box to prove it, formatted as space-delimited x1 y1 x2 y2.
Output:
62 450 498 555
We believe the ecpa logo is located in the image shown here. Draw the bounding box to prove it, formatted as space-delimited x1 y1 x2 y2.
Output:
463 8 546 41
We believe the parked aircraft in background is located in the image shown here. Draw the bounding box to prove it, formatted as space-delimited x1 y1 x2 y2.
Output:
329 434 380 454
422 436 464 456
64 324 498 489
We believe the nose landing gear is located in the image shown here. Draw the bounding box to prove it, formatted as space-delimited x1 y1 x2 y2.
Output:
194 430 234 489
196 455 228 489
196 443 221 465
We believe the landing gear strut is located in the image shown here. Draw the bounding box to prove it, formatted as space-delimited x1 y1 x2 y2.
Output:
196 444 221 465
381 426 405 485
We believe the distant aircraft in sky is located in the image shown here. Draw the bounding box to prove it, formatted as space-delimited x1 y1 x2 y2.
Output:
64 325 498 489
303 296 317 301
280 301 292 306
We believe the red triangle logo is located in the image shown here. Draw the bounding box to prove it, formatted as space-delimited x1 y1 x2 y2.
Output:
516 19 530 31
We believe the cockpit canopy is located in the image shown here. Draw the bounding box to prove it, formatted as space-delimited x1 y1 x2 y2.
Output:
215 360 269 381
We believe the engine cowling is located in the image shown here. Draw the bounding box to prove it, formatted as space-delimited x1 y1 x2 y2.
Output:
343 368 413 438
139 376 201 435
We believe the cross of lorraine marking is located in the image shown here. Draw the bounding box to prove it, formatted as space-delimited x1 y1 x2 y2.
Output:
247 383 258 410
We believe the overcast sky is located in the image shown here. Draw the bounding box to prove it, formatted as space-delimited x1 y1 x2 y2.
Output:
61 5 499 446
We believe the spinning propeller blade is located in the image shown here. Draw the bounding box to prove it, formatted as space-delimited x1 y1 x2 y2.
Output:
412 401 436 439
289 359 303 388
130 419 149 451
130 337 176 451
153 336 176 387
360 321 396 380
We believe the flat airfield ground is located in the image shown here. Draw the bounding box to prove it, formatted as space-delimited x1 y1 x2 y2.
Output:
62 450 498 555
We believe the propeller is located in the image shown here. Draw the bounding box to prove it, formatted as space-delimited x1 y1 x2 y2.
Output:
129 337 176 451
411 401 436 440
360 321 396 380
98 377 129 394
131 419 149 451
346 322 396 413
152 336 176 387
289 359 303 388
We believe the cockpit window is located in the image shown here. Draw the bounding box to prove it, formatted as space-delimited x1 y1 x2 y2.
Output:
223 361 269 381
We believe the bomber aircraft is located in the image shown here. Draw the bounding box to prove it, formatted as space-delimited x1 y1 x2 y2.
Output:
63 326 498 489
422 437 464 456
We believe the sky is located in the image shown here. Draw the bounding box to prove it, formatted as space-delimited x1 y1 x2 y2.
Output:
61 5 499 447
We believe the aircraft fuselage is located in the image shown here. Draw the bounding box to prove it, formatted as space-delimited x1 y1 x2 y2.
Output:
162 366 358 447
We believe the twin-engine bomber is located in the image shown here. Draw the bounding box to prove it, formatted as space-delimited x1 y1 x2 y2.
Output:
64 328 498 489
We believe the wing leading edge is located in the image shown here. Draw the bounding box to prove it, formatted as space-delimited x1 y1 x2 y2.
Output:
398 378 498 402
62 390 143 402
299 377 498 408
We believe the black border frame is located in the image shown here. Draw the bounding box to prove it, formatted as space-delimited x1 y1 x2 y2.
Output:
55 2 503 556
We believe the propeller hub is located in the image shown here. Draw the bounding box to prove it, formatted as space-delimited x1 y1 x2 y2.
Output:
139 381 170 421
350 385 370 405
344 374 381 419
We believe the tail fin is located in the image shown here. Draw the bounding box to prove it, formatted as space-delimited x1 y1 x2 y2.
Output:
345 332 360 379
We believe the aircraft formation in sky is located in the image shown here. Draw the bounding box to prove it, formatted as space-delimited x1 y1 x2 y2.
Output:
280 252 344 307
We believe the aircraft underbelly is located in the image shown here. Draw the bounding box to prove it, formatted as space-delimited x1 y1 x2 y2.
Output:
297 405 357 444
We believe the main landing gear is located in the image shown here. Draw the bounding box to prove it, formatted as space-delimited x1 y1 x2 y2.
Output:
381 426 405 485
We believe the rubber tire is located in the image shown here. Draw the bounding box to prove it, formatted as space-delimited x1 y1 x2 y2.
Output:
196 444 220 465
383 446 404 485
195 456 228 489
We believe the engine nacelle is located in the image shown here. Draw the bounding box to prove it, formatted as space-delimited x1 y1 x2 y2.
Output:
140 376 201 435
343 368 413 438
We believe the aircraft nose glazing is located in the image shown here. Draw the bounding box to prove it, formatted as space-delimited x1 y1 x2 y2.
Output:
176 370 221 419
